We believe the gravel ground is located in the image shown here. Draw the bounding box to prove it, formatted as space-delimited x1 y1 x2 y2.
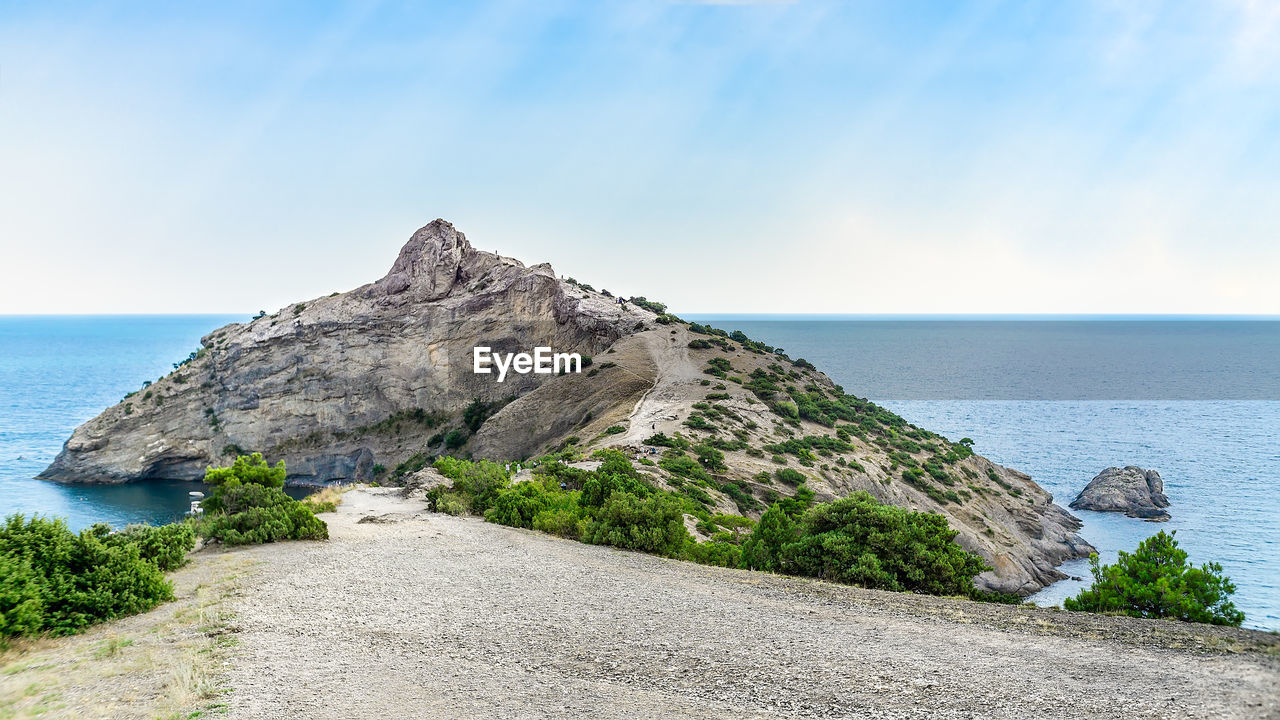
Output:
221 489 1280 719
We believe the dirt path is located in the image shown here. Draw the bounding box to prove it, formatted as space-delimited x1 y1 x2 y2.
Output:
218 489 1279 719
618 329 703 446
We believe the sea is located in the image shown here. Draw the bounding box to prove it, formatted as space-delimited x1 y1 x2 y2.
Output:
1 315 1277 630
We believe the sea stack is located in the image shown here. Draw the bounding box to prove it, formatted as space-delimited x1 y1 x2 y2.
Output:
1069 466 1171 521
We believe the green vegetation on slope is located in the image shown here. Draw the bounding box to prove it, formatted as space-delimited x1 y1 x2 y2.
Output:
0 517 193 640
1 453 329 642
425 450 994 600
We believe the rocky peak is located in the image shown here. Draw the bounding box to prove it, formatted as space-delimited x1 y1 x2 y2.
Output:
371 219 483 300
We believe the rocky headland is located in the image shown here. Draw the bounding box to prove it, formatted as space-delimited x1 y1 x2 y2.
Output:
39 219 1094 594
1070 466 1171 521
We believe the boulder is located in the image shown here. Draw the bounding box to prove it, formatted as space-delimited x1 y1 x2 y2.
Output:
1069 466 1171 521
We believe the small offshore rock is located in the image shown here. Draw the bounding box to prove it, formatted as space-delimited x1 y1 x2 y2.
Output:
1069 466 1171 521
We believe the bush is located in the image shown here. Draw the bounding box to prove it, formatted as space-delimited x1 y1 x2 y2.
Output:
484 482 553 529
0 515 177 638
739 504 794 572
198 454 328 545
200 502 328 546
775 468 805 486
104 523 195 572
602 425 626 435
581 492 689 557
777 492 988 596
685 541 742 568
0 554 44 639
581 450 652 507
1063 531 1244 626
433 457 511 514
201 452 286 513
444 429 468 449
659 452 713 484
435 492 471 516
694 444 727 473
532 508 585 539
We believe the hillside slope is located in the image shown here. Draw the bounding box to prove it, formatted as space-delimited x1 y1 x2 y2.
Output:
40 220 1092 593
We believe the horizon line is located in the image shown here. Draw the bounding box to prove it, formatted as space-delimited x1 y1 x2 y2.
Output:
3 312 1280 321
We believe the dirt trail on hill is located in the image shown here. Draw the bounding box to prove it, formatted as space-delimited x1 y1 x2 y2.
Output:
220 490 1280 720
617 331 703 446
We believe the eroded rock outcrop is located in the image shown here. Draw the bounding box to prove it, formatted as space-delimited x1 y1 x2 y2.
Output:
39 219 1094 594
1069 466 1171 521
38 220 647 485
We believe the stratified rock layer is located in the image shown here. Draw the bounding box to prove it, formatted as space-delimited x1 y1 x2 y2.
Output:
39 219 1094 594
1070 466 1171 521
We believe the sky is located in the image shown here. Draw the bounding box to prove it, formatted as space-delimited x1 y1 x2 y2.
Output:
1 0 1278 315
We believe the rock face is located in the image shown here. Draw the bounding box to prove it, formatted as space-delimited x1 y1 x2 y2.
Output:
38 219 1094 594
38 220 645 485
1069 466 1171 521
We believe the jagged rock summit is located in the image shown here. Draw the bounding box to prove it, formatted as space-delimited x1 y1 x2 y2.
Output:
1070 466 1171 521
40 219 1094 595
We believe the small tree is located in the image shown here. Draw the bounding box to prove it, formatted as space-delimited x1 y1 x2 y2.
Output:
1064 531 1244 626
202 452 285 514
739 504 794 572
198 454 328 545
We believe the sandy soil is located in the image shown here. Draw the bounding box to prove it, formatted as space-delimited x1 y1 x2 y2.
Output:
617 329 706 446
216 489 1280 720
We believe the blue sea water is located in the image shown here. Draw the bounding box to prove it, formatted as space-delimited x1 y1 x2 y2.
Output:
688 318 1280 631
2 315 1278 630
0 315 241 531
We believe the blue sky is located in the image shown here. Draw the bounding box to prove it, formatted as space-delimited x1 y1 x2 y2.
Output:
2 0 1277 314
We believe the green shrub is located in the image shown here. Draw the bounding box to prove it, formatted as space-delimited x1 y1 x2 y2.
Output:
778 492 988 595
433 457 511 514
694 444 727 473
739 504 794 572
0 554 44 639
644 432 687 449
444 429 468 449
630 297 667 314
719 481 759 513
659 452 713 484
484 483 553 529
201 453 286 513
775 468 805 486
1063 531 1244 626
581 450 652 507
104 523 195 572
685 541 742 568
0 515 176 637
602 425 626 435
532 508 584 539
581 492 689 557
199 501 328 545
198 454 329 545
436 492 471 516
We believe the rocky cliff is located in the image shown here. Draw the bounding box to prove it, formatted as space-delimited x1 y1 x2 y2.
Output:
40 219 1093 594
